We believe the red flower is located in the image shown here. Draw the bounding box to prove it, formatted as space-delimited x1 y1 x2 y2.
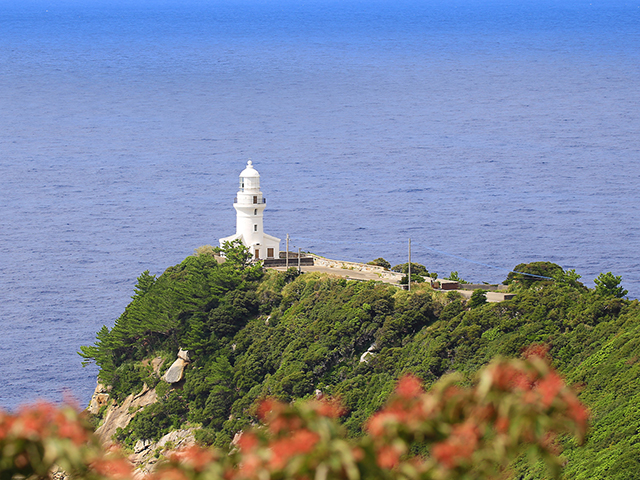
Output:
431 423 479 469
366 411 399 437
564 395 590 430
376 445 401 469
537 372 564 407
56 417 90 445
396 375 424 399
91 457 134 479
257 398 278 421
522 343 549 359
237 432 259 452
313 398 346 418
151 467 189 480
490 364 535 392
173 445 217 472
268 429 319 469
495 416 510 433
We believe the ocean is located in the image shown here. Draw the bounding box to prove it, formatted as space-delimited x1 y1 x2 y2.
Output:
1 0 639 410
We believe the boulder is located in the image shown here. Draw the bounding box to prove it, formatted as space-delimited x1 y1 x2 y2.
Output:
134 439 152 454
157 428 196 449
162 358 188 384
177 348 190 362
359 343 378 363
129 428 196 477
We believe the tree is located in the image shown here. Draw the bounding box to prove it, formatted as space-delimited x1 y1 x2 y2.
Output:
132 270 156 298
367 257 391 270
504 261 563 289
216 239 254 269
391 262 429 276
468 289 487 309
446 271 468 284
594 272 628 298
399 274 426 285
552 268 584 289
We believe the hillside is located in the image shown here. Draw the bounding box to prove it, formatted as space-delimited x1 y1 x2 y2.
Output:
80 243 640 478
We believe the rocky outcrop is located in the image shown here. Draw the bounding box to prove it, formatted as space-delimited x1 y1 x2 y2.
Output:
87 382 110 415
88 350 196 476
128 428 197 477
359 343 377 363
94 383 158 446
162 349 190 384
92 351 191 445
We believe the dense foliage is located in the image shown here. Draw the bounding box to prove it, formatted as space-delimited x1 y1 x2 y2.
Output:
1 353 587 480
80 253 639 478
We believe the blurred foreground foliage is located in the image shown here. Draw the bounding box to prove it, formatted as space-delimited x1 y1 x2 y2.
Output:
2 352 586 479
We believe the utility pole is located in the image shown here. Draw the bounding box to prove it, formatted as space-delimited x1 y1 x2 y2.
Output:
298 247 301 274
286 234 289 269
408 238 411 292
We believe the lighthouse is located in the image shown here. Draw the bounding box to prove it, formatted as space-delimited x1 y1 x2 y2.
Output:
219 161 281 260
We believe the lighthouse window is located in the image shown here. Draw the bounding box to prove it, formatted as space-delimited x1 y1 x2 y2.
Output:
254 209 257 215
239 178 245 192
254 224 258 232
253 195 258 204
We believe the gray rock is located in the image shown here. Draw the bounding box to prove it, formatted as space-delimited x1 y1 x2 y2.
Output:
94 386 158 446
134 439 152 454
87 381 110 415
359 343 378 363
151 357 165 374
163 358 188 384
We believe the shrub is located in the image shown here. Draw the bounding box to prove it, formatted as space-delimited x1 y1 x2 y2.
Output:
391 262 429 276
594 272 628 298
468 289 488 309
367 258 391 270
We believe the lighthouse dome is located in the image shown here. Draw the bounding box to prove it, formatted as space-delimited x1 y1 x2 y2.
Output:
239 160 260 178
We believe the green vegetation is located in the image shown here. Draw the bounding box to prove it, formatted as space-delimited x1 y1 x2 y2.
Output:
468 289 487 309
81 251 640 478
504 261 564 289
392 262 437 284
445 271 468 284
367 257 391 270
594 271 628 298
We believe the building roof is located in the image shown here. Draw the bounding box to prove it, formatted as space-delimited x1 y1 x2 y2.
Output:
239 160 260 178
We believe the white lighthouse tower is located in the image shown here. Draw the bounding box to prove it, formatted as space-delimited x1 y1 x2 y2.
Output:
219 161 281 260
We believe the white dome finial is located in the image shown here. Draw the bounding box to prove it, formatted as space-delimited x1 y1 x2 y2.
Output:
240 160 259 178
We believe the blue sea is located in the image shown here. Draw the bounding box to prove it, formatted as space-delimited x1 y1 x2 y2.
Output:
1 0 639 410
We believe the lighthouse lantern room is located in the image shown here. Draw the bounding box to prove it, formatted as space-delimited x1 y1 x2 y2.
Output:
219 161 281 260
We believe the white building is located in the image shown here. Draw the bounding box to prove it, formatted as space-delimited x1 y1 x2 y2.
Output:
219 161 281 260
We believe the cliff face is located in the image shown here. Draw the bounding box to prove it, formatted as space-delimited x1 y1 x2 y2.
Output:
87 351 196 474
91 382 158 446
88 350 193 444
89 379 195 474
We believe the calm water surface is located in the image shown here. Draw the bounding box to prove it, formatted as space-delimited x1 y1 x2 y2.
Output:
1 0 639 409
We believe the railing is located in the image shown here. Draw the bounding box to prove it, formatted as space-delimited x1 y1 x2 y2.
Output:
233 197 267 204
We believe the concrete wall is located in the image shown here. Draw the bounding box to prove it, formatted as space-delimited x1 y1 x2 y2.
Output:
310 255 403 281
